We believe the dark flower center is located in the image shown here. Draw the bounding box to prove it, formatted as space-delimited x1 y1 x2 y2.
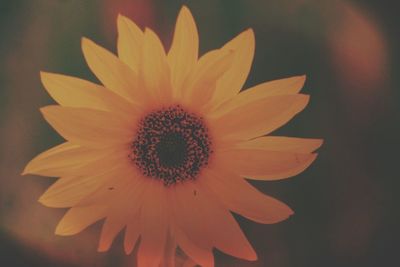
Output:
130 105 212 186
156 132 187 167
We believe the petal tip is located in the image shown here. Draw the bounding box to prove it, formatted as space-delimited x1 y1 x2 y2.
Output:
235 28 255 47
143 27 155 40
40 105 60 122
21 162 32 175
97 243 110 253
277 206 295 222
243 245 258 261
298 94 310 106
295 75 307 91
116 13 124 23
38 194 60 208
179 5 195 21
39 106 47 115
39 71 54 88
54 225 69 236
124 245 134 255
117 13 131 25
180 5 191 13
81 37 93 51
39 71 47 79
244 27 255 37
143 27 151 34
314 139 324 151
37 196 49 206
39 105 52 115
81 36 89 44
180 5 195 16
288 207 295 216
248 251 258 261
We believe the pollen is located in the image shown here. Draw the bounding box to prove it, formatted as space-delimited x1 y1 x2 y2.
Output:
130 105 212 186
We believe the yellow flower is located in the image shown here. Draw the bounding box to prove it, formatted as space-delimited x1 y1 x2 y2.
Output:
23 6 322 267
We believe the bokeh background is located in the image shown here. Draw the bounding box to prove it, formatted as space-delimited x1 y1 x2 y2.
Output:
0 0 399 266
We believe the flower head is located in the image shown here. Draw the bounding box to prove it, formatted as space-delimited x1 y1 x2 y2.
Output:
23 6 322 267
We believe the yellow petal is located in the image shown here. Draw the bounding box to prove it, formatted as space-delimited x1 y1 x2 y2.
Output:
210 29 255 109
182 49 234 109
55 205 107 236
213 75 306 114
248 75 306 95
124 213 141 254
23 142 105 177
40 106 134 147
24 145 129 178
168 6 199 96
117 14 143 72
183 259 199 267
60 150 130 178
193 185 257 261
215 148 318 180
172 182 213 250
174 224 214 267
236 136 323 153
39 175 107 208
210 94 309 140
98 177 146 252
98 216 126 252
200 168 293 223
173 182 255 261
40 72 136 114
141 28 172 104
81 37 144 103
137 180 168 267
160 230 177 267
23 142 76 176
76 167 143 207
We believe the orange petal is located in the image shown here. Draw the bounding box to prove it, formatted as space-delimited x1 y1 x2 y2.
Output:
124 212 141 254
159 230 177 267
168 6 199 97
76 166 144 207
212 75 306 114
40 106 134 147
200 168 293 223
210 29 255 109
98 216 126 252
81 37 144 103
141 28 172 104
182 259 199 267
210 94 309 140
173 224 214 267
215 148 317 180
22 142 106 177
40 72 136 114
195 185 257 261
182 49 234 110
39 175 107 208
55 205 107 236
137 180 168 267
97 177 144 252
61 150 131 180
117 15 143 73
235 136 323 153
174 182 256 261
171 182 213 250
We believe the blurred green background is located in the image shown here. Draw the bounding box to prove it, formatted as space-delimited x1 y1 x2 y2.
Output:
0 0 399 266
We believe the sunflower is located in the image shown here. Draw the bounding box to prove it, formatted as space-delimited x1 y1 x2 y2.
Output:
23 6 322 267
